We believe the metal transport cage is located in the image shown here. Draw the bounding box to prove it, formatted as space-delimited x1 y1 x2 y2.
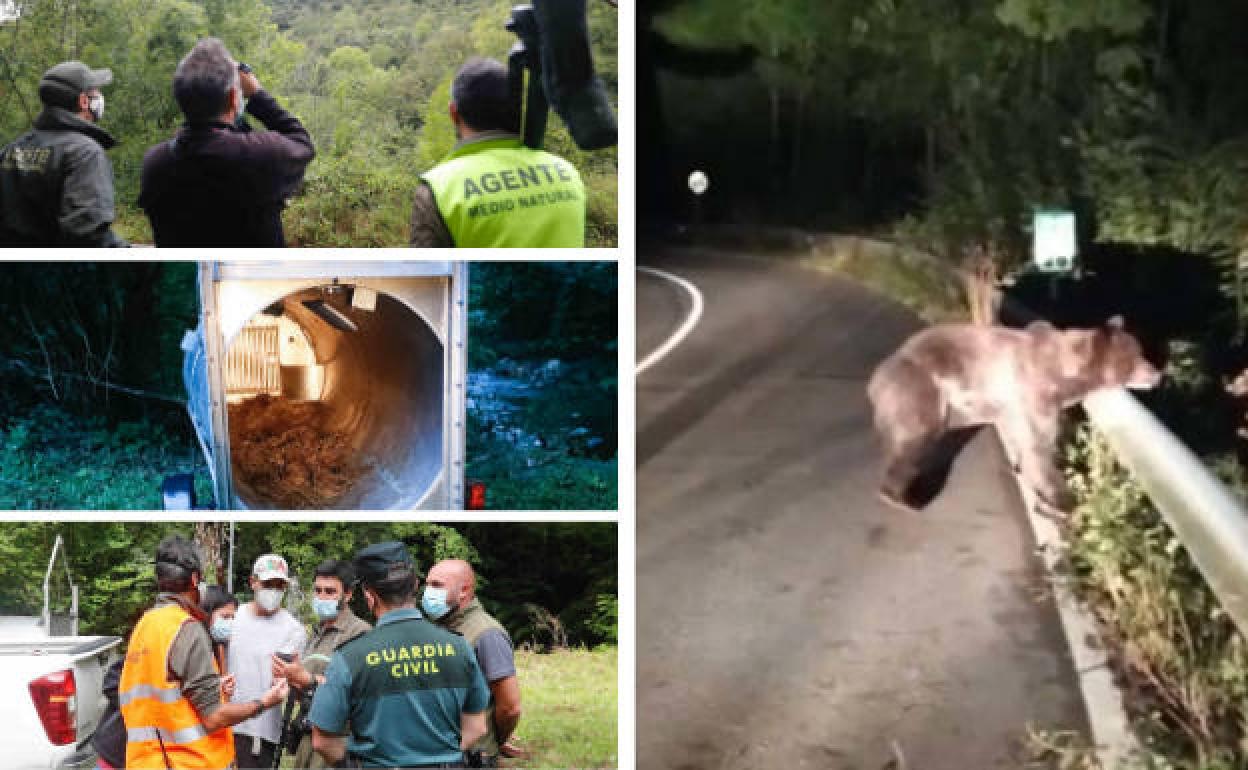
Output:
183 261 469 510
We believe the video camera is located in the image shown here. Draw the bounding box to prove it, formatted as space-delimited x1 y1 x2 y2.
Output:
274 651 315 768
506 0 616 151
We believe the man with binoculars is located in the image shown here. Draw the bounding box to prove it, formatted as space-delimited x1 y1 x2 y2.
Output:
139 37 314 247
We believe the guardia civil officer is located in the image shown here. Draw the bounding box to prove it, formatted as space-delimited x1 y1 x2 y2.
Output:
410 57 586 248
308 542 490 768
0 61 128 246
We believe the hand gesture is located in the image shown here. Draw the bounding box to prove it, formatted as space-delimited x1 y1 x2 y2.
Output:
261 677 290 710
500 740 531 759
219 673 236 700
239 69 260 98
271 651 312 689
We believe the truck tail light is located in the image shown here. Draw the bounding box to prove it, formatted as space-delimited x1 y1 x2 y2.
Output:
29 669 77 746
467 480 487 510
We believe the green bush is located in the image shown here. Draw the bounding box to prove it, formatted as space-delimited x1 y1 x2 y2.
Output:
1063 425 1248 768
0 404 206 510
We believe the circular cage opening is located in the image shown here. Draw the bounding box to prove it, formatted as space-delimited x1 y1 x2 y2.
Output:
223 286 444 509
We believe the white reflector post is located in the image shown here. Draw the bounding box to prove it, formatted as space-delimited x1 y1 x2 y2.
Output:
687 170 709 196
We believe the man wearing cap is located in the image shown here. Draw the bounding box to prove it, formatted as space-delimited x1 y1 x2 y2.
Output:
424 559 525 767
309 542 490 768
410 57 586 248
120 534 289 769
270 558 371 770
0 60 128 246
140 37 314 246
228 553 307 768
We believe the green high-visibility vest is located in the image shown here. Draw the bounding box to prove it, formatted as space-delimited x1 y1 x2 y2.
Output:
421 137 586 248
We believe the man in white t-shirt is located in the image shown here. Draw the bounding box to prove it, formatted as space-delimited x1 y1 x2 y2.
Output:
228 552 307 768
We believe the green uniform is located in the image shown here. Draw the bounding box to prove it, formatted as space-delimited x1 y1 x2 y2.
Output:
441 598 513 758
307 607 489 768
292 607 371 770
420 133 586 248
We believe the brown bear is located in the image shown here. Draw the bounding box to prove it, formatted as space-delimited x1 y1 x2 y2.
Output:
866 316 1161 514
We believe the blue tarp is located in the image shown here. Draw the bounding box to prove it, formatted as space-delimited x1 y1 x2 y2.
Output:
181 323 217 492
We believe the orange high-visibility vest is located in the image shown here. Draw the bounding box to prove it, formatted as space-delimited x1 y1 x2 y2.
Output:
120 603 236 769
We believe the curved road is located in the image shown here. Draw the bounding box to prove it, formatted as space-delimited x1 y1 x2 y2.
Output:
637 249 1086 769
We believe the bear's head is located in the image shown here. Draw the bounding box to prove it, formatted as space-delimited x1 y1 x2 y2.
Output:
1063 316 1161 393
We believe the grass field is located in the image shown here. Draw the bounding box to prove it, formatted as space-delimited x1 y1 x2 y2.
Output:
512 646 619 769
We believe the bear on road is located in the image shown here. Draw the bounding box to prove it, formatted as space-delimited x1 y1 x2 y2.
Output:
866 316 1161 514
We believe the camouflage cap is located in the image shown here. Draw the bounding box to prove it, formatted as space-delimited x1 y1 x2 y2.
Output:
353 541 419 586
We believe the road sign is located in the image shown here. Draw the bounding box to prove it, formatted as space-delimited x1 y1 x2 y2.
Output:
688 170 709 196
1033 209 1076 273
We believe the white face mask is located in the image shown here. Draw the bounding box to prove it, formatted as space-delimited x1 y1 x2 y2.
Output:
256 588 285 612
88 94 104 121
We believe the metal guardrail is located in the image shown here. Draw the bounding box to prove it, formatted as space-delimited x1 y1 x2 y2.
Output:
1084 388 1248 636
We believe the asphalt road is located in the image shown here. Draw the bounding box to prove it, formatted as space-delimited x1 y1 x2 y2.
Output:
637 249 1087 770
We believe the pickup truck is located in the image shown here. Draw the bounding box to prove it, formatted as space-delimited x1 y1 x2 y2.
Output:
0 536 122 769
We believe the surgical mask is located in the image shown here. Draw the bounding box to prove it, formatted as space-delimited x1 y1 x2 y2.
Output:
312 597 340 620
421 587 451 620
210 618 233 642
88 94 104 121
256 588 285 612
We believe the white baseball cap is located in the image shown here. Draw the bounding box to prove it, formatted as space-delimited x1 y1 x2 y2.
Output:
252 553 290 583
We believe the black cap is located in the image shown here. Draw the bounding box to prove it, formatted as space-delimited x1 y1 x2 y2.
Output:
353 541 418 586
39 61 112 109
155 534 202 574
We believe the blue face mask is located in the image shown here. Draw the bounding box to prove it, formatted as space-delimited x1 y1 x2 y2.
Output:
210 618 233 643
312 597 340 620
421 587 451 620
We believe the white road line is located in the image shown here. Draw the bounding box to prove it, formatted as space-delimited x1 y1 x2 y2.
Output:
636 266 704 375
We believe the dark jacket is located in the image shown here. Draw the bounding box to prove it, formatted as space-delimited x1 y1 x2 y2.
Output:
139 90 315 247
91 658 126 768
0 106 127 247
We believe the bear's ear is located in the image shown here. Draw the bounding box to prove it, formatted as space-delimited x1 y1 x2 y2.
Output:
1107 315 1125 329
1025 320 1057 336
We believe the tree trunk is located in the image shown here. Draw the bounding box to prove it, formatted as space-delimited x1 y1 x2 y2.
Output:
925 124 937 185
769 84 780 198
194 522 227 586
790 88 805 194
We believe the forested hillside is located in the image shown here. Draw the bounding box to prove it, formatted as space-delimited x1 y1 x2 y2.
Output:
0 0 618 245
